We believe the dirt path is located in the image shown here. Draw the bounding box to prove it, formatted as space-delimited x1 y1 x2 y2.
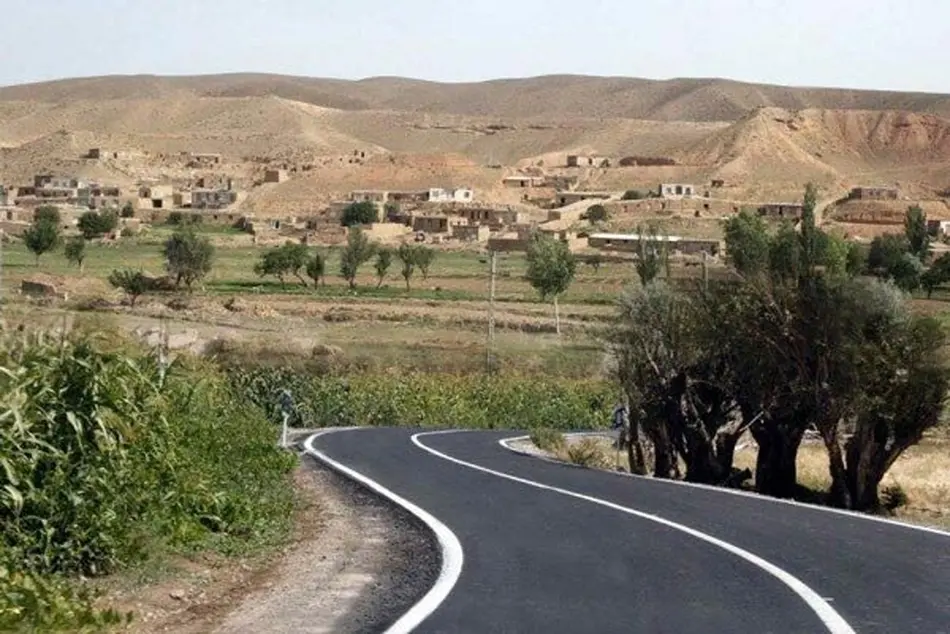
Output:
110 436 438 633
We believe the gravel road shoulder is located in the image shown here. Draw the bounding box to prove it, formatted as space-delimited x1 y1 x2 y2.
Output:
108 434 439 634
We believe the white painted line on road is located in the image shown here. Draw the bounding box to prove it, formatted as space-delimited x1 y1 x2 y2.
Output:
304 429 464 634
415 430 856 634
500 433 950 539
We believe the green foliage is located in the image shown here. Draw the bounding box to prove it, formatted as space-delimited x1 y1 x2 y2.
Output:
228 367 615 432
163 228 215 290
340 201 379 227
587 254 603 272
23 219 61 265
375 248 393 288
339 228 377 289
77 210 119 239
254 242 309 286
846 242 868 277
398 243 419 290
904 205 930 261
768 222 803 284
64 236 86 271
723 210 770 277
33 206 60 226
868 234 909 274
868 234 921 290
621 190 644 201
526 235 576 301
922 252 950 298
530 427 566 452
584 204 609 222
120 202 135 218
305 251 326 287
415 246 436 280
634 224 668 286
384 201 401 222
0 328 295 630
108 269 148 306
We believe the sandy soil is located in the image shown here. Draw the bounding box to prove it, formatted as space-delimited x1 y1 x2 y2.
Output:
105 437 439 634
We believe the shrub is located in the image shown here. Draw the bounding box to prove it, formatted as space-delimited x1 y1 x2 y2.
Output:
622 190 644 200
108 269 149 306
0 327 295 629
585 204 609 222
340 201 379 227
565 437 612 468
881 484 909 513
530 427 566 452
228 368 614 432
77 210 119 239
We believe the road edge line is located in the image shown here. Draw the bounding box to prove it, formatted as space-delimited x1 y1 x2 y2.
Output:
304 429 464 634
416 430 855 634
499 433 950 539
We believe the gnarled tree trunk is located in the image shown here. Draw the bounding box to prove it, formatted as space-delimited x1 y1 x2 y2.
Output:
751 420 804 499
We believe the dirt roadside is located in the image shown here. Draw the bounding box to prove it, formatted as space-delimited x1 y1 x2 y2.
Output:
107 436 439 633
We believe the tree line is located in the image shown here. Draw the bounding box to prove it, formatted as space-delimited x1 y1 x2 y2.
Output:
609 184 948 512
253 227 436 291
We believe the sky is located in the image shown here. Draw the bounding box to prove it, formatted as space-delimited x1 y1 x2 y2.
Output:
1 0 948 93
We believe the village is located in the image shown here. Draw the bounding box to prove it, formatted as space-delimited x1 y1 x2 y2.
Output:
4 145 945 266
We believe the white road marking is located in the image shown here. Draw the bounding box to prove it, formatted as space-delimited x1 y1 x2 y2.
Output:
500 433 950 539
414 430 856 634
304 430 464 634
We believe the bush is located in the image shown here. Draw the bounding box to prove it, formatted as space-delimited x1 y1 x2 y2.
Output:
565 437 612 468
530 427 566 452
340 201 379 227
0 327 296 629
584 204 609 222
77 210 119 239
881 484 909 513
622 190 644 200
228 368 614 431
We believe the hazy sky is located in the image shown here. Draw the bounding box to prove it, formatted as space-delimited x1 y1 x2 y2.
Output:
2 0 947 92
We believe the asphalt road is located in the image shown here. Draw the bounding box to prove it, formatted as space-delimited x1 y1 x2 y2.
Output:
308 428 950 634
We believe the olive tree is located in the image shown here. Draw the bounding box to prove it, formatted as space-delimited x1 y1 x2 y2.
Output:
163 228 214 290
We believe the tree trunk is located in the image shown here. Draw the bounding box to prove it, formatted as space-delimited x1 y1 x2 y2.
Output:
626 418 648 476
751 422 804 498
821 426 851 509
648 423 676 479
553 296 561 335
844 417 910 512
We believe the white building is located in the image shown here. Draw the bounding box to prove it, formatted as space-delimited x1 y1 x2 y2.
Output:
659 183 696 199
428 187 473 203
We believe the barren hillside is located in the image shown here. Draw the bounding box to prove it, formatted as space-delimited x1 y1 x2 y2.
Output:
677 108 950 192
3 74 950 122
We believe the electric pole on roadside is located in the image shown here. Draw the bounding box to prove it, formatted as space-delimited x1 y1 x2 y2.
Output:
486 250 497 374
702 251 709 291
0 229 4 310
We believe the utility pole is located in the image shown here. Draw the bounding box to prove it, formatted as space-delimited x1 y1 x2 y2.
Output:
0 229 4 310
702 250 709 291
486 250 497 374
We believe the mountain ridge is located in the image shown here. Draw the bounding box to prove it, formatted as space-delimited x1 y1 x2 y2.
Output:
2 73 949 122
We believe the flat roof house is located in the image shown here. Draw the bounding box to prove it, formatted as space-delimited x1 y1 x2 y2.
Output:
659 183 696 199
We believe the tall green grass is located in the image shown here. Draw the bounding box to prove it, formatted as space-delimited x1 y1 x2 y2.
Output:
0 325 296 631
229 366 616 431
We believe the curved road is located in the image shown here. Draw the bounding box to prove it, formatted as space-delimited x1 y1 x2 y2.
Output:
307 428 950 634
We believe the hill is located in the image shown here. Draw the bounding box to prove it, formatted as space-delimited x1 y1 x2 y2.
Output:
3 73 950 123
676 107 950 195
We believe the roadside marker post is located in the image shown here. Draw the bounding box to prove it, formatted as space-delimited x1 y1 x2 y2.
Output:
278 389 294 448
